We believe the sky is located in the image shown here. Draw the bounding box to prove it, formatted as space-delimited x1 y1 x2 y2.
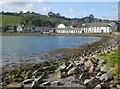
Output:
0 0 119 20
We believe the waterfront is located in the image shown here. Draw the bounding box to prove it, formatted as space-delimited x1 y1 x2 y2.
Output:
2 36 100 67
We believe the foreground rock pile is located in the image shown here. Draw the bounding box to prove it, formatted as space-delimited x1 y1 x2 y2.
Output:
2 35 120 89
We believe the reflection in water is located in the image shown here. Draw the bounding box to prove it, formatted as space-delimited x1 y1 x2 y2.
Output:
2 36 100 67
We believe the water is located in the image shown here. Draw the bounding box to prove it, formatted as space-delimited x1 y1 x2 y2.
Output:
1 36 100 67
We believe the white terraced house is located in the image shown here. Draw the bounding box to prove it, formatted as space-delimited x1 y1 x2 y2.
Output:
56 22 117 34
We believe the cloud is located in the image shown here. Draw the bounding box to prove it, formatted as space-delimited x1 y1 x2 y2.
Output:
80 12 90 17
1 2 37 13
41 6 51 14
69 8 78 13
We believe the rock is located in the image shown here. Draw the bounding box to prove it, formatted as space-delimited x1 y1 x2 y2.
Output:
94 84 101 89
98 60 105 66
79 72 90 81
99 73 109 82
6 83 22 88
22 79 33 84
85 77 100 88
100 65 110 73
75 61 84 67
41 81 50 86
67 67 79 76
84 79 91 85
31 74 45 88
84 59 93 68
51 81 61 86
66 63 74 71
57 72 67 79
55 63 66 72
97 72 102 77
117 84 120 89
89 66 94 73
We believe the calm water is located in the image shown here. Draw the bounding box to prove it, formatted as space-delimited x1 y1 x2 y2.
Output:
1 36 100 67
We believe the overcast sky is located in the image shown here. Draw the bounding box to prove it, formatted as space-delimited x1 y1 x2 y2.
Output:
0 0 119 20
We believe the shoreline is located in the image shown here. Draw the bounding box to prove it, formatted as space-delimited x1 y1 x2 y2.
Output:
1 32 111 36
1 33 104 69
1 33 119 88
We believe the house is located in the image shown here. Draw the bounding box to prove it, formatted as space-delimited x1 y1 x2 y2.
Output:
16 26 23 32
82 22 112 33
23 26 34 33
58 24 66 28
56 22 117 34
35 27 53 33
56 25 82 34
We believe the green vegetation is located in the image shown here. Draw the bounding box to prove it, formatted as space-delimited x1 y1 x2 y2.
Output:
2 15 23 27
98 49 120 78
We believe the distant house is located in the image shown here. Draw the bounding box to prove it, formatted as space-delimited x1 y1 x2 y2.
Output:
23 26 34 33
58 24 66 28
56 22 117 34
35 27 53 33
16 26 23 32
82 22 112 33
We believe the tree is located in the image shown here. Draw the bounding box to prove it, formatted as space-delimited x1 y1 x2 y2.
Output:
70 22 81 28
84 17 90 23
89 14 95 23
13 25 17 32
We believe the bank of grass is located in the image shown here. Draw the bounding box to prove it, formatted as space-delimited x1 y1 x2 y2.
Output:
97 48 120 78
2 15 23 26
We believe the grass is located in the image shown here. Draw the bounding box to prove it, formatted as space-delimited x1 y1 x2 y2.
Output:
1 15 23 26
97 48 120 78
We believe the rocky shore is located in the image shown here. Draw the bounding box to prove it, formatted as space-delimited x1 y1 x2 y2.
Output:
1 34 120 89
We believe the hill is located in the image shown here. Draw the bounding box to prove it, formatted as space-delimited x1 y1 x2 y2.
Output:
2 15 23 26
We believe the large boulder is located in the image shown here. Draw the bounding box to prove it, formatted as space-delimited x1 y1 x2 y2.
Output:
99 73 113 82
84 59 93 68
55 63 66 72
57 72 67 79
41 81 50 86
67 67 80 76
66 63 74 71
85 77 100 88
79 72 90 82
51 81 61 86
100 65 110 73
22 79 33 85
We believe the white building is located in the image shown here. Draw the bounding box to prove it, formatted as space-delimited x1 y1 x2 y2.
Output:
56 22 116 34
16 26 23 32
82 22 112 33
58 24 66 28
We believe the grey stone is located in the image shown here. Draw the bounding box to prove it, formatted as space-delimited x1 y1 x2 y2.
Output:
85 77 100 88
94 84 101 89
89 66 94 73
41 81 50 86
67 67 79 76
22 79 33 84
66 63 74 71
76 61 84 67
51 81 61 86
84 79 91 85
98 60 105 66
100 65 110 73
117 84 120 89
79 72 89 81
99 73 108 82
55 63 66 72
57 72 67 79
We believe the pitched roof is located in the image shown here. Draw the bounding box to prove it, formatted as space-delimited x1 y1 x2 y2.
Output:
85 22 109 27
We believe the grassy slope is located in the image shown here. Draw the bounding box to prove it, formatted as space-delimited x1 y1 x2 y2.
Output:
2 15 23 26
97 48 120 78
